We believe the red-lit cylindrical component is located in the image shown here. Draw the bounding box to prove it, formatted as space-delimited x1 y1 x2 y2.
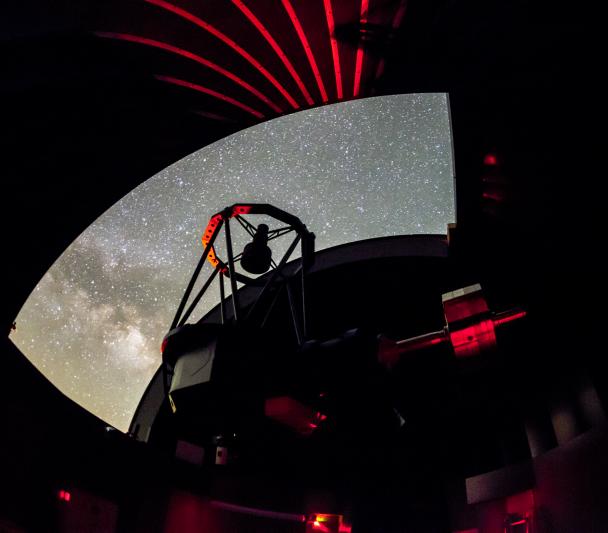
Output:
379 306 526 364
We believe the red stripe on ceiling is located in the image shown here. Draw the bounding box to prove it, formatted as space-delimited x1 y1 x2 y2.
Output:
156 75 265 118
353 0 369 97
95 32 281 113
375 0 407 80
323 0 343 100
145 0 298 110
280 0 328 103
231 0 308 108
192 110 235 122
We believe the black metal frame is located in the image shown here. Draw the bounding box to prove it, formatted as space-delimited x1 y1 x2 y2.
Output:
170 203 315 334
162 204 314 400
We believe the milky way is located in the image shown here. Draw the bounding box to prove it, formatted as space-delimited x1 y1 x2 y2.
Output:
11 94 454 431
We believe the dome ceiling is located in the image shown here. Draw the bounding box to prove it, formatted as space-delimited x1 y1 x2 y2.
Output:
94 0 407 124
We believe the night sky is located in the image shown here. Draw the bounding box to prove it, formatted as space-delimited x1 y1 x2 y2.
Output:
11 94 454 431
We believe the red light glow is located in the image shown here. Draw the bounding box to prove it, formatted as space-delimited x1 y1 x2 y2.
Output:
265 396 318 435
280 0 328 103
58 490 71 502
306 513 343 532
450 319 496 358
353 0 369 97
484 153 498 166
311 521 330 532
232 205 253 215
146 0 298 110
156 75 264 119
95 32 280 113
323 0 343 99
232 0 306 108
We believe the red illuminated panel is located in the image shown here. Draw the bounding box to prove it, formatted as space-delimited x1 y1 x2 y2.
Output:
155 75 264 119
95 32 280 113
200 206 253 271
201 212 225 270
353 0 369 97
146 0 298 111
232 0 307 108
506 490 535 514
450 319 496 358
323 0 343 99
280 0 328 103
58 490 71 502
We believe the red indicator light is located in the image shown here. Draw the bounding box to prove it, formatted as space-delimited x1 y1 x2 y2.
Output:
484 153 498 166
58 490 71 502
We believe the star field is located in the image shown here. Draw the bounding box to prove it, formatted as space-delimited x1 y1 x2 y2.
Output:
11 94 454 431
